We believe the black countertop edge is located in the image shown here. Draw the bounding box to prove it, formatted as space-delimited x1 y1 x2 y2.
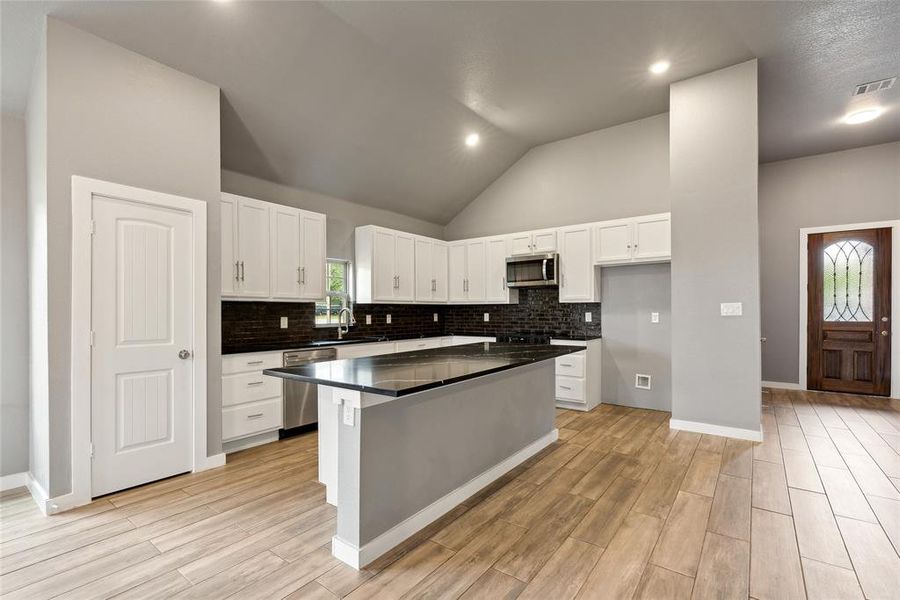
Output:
223 332 600 355
263 342 584 397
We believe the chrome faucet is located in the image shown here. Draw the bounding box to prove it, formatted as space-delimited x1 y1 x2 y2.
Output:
337 307 353 340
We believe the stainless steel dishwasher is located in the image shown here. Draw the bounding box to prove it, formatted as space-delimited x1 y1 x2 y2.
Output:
282 347 337 432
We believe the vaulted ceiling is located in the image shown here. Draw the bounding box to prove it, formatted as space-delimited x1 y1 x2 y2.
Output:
3 1 898 223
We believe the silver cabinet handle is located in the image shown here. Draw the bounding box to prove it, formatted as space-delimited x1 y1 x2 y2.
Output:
246 360 264 365
560 363 573 367
502 276 506 290
561 273 565 287
247 413 264 419
297 266 302 285
247 381 264 386
542 259 548 281
301 266 306 284
235 261 240 281
240 261 245 281
559 385 572 390
178 349 191 360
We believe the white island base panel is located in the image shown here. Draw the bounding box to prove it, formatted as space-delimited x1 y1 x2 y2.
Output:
317 361 558 569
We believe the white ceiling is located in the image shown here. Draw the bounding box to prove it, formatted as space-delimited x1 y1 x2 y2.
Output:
2 1 899 224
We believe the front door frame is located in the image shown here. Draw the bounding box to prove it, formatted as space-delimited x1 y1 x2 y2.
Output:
799 220 900 398
71 176 208 509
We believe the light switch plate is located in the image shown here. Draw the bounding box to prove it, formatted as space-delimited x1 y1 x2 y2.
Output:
720 302 743 317
483 313 490 322
365 314 372 325
342 405 355 426
386 314 392 324
280 316 288 329
433 313 439 322
585 312 592 323
651 312 659 323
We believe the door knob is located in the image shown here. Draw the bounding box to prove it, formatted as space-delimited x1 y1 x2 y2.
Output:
178 349 192 359
882 317 889 322
881 331 889 337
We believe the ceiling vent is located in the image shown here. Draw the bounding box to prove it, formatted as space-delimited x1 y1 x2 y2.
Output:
854 77 896 96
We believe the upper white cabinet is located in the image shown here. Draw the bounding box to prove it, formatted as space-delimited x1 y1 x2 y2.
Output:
448 240 486 302
222 192 326 301
594 212 670 265
415 238 449 303
222 193 271 298
356 226 416 303
558 225 597 302
485 237 514 302
509 229 558 256
269 205 326 300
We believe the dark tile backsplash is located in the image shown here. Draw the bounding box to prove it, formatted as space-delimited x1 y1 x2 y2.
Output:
222 287 600 353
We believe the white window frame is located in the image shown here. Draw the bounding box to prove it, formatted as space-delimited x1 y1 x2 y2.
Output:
316 258 354 328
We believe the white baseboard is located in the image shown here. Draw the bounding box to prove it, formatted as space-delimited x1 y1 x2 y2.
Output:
223 430 280 454
195 452 226 472
331 428 560 569
762 381 803 391
0 472 29 492
670 419 763 442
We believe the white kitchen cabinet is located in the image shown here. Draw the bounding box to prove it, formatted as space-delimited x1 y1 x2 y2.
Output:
509 229 558 255
395 337 442 352
356 226 416 303
593 213 670 265
558 225 597 302
551 338 602 411
223 192 326 301
448 240 487 302
485 237 512 302
221 350 284 446
221 193 271 298
414 239 448 303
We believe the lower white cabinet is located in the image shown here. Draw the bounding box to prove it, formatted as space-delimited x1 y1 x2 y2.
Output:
396 338 442 352
551 338 601 411
222 351 283 443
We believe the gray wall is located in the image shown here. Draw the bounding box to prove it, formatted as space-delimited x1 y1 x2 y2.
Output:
670 60 761 433
26 32 50 493
221 169 445 261
2 114 30 477
443 113 670 240
39 19 222 496
759 141 900 384
600 264 671 411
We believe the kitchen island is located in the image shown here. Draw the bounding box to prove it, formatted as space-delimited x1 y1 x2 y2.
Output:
264 341 582 569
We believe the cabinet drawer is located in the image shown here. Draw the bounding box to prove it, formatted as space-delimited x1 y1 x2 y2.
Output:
396 338 442 352
222 351 283 375
556 376 585 402
555 352 585 377
223 372 282 407
223 397 282 441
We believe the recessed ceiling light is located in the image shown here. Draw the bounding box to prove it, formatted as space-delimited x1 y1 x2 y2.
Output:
649 61 670 75
843 107 884 125
465 133 480 147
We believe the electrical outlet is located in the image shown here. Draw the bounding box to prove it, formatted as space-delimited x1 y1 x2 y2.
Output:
651 312 659 323
720 302 743 317
433 313 439 322
342 404 355 426
386 314 392 324
280 316 288 329
585 312 592 323
365 314 372 325
483 313 490 322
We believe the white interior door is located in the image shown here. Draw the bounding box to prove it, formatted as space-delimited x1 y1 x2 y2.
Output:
91 195 194 497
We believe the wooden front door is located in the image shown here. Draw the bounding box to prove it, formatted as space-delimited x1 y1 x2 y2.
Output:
808 228 891 395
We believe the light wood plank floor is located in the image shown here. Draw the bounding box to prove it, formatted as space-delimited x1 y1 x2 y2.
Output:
2 389 899 599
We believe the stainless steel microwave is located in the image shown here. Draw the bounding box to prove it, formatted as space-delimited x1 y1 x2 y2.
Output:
505 253 559 288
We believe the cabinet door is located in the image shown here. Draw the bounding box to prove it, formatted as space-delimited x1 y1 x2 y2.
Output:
532 230 558 253
559 226 595 302
414 239 434 301
633 214 671 261
594 220 633 264
509 233 533 256
270 205 301 299
220 195 238 296
432 242 449 302
466 240 486 301
448 243 467 302
300 212 326 299
485 237 509 302
394 233 416 301
236 198 270 297
373 229 397 301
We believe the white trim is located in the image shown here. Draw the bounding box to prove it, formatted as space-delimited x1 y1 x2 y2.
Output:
195 453 226 470
670 418 763 442
26 474 50 515
223 430 280 454
761 381 803 391
798 220 900 398
0 472 30 492
331 428 559 569
71 176 209 508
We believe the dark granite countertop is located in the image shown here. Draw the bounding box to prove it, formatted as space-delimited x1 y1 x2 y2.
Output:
263 342 583 397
